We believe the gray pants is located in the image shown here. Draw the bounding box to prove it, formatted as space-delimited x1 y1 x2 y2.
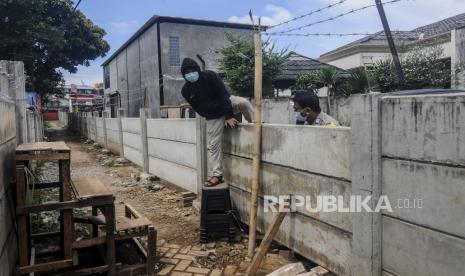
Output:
207 96 254 177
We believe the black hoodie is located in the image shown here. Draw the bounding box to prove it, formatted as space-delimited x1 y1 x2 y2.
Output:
181 58 234 120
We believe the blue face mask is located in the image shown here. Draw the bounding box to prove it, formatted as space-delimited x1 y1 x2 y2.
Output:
185 72 199 83
295 112 306 123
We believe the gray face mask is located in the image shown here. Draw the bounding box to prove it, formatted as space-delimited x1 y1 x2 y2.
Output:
185 71 199 83
295 112 306 123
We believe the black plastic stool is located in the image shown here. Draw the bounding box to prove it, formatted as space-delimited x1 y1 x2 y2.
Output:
200 183 235 243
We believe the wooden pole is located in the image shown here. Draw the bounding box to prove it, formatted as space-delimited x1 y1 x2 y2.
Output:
245 210 287 275
375 0 405 85
247 27 263 257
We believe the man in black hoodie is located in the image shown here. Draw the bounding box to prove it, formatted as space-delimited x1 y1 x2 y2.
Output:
181 57 254 187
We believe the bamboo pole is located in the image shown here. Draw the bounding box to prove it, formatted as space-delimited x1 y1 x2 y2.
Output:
247 28 263 257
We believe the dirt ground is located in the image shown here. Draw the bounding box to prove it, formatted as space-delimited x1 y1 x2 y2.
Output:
42 122 317 275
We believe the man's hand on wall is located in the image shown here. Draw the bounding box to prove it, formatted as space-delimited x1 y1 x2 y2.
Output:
225 118 238 128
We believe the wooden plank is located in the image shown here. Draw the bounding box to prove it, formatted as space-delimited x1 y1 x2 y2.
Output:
71 265 109 276
116 216 152 231
28 181 61 189
16 165 29 267
29 247 35 276
246 210 288 276
31 231 61 241
147 226 157 276
60 160 73 260
72 176 113 199
18 259 73 274
16 152 70 161
16 141 70 152
16 197 114 214
106 204 116 275
73 236 107 249
116 264 146 276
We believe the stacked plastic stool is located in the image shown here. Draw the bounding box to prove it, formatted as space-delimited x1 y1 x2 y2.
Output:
200 183 235 243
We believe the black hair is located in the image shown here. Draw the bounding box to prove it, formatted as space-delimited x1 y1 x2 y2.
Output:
292 90 321 113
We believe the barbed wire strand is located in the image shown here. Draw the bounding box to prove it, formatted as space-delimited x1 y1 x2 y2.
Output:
266 0 409 35
264 32 373 37
268 0 348 30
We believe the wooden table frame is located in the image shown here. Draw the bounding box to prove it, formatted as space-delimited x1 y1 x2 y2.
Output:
15 142 74 275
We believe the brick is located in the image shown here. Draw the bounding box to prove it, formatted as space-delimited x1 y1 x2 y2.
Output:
165 252 175 258
181 192 196 198
160 257 179 265
170 272 193 276
157 239 166 246
174 259 192 271
157 264 174 275
194 274 204 276
158 247 170 253
169 248 180 254
278 249 292 259
185 266 211 274
166 243 182 249
179 245 192 254
174 254 194 261
223 265 237 276
210 269 222 276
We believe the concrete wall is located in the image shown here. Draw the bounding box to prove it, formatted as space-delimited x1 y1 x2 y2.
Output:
105 118 120 154
0 99 17 275
95 117 105 145
68 91 465 276
223 124 352 275
121 117 143 167
379 93 465 276
146 119 198 192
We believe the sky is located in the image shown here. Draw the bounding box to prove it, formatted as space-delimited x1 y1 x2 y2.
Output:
62 0 465 86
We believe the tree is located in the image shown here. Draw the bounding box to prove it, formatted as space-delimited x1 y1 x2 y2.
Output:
295 71 320 91
217 33 289 97
0 0 110 96
371 44 451 92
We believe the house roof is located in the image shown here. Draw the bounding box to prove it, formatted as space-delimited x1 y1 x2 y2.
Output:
275 52 346 81
320 12 465 59
101 15 262 66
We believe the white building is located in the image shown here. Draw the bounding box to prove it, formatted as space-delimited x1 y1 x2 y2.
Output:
319 13 465 70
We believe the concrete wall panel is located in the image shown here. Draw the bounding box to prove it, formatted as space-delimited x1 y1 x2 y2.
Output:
224 124 351 180
381 94 465 165
230 187 352 276
122 118 141 134
382 216 465 276
122 132 142 151
382 158 465 238
147 138 196 169
224 154 352 232
123 145 143 167
148 156 197 192
105 118 119 131
146 119 196 143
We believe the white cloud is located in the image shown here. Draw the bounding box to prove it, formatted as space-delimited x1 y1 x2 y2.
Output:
228 4 293 26
108 20 139 34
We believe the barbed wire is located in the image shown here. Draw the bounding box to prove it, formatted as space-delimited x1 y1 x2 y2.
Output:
267 0 348 30
264 32 373 37
266 0 409 35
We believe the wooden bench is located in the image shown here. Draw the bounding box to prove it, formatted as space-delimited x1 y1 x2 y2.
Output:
71 177 156 276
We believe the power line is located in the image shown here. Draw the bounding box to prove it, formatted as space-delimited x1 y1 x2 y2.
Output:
268 0 348 30
264 32 372 37
266 0 409 35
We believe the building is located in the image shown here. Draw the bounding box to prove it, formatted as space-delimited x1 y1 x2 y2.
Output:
319 13 465 70
101 15 257 118
274 51 347 96
63 84 98 95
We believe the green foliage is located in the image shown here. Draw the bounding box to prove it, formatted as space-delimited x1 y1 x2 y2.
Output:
295 71 320 90
339 67 371 96
0 0 110 95
371 44 451 92
217 33 289 97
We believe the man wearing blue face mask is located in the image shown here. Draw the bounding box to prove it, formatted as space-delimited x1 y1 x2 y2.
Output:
181 57 254 187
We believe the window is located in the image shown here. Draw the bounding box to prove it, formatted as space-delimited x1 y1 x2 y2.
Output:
169 36 180 66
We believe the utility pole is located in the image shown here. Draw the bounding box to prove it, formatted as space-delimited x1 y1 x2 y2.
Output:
247 14 263 258
375 0 405 85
